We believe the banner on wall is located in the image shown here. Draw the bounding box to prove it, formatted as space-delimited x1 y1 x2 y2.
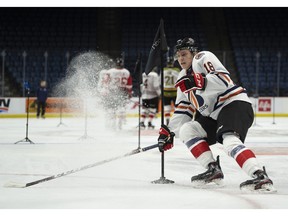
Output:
0 98 10 113
258 98 272 112
0 98 25 114
1 97 288 117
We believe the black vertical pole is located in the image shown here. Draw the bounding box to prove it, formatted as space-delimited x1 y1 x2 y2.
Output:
160 55 165 178
138 86 141 149
25 92 29 139
272 96 276 125
15 85 34 144
60 102 63 124
57 99 66 127
151 53 174 184
138 54 142 150
79 99 92 140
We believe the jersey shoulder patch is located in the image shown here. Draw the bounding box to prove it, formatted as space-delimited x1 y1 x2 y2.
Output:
195 52 205 60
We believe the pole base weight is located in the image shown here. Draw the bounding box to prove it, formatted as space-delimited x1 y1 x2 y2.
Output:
14 137 35 144
151 176 174 184
78 134 94 140
57 122 67 127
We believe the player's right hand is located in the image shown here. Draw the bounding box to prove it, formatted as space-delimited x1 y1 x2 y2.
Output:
175 73 206 93
158 125 175 152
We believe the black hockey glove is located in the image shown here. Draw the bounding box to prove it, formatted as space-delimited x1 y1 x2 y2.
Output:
158 125 175 152
175 73 206 93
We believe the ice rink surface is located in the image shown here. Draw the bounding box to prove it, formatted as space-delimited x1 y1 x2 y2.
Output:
0 113 288 214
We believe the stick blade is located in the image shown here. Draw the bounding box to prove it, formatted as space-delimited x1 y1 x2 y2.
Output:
3 181 27 188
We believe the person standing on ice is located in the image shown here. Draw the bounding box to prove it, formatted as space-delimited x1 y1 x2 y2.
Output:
157 37 276 192
140 68 161 129
97 66 113 128
162 56 180 125
36 80 48 119
106 57 132 130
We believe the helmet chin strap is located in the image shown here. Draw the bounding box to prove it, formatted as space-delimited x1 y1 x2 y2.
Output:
186 65 193 75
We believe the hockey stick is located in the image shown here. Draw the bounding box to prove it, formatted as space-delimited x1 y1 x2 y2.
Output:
3 143 159 188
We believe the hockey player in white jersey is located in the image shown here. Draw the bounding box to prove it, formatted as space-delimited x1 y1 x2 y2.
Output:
162 57 180 125
97 61 115 128
106 57 132 130
157 37 275 192
140 68 161 129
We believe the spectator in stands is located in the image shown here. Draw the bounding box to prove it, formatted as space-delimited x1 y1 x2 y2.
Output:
36 80 48 119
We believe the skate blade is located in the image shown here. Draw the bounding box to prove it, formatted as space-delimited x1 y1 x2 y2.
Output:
191 178 225 189
240 183 277 194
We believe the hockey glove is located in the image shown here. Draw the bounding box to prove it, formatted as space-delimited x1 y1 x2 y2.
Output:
158 125 175 152
175 73 206 93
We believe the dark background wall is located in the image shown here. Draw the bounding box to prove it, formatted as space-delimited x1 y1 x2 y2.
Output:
1 7 288 97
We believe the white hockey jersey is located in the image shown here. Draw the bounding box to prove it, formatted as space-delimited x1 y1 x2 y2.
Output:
169 51 251 137
192 51 228 75
106 67 132 95
141 71 161 100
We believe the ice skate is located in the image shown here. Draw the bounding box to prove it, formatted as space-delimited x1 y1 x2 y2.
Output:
139 121 146 129
191 156 224 188
148 122 155 129
240 166 277 193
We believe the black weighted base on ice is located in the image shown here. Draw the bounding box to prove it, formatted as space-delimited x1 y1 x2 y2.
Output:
151 176 174 184
78 134 94 140
57 121 67 127
14 137 35 144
